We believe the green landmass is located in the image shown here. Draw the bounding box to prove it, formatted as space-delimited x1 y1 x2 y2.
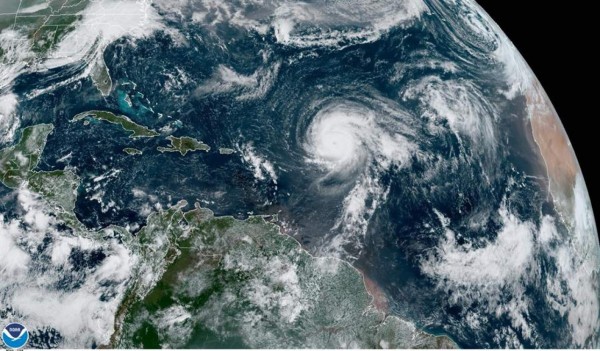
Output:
0 0 114 96
72 110 159 138
117 203 455 349
28 169 79 211
0 124 81 214
0 124 54 188
0 0 91 56
123 148 143 155
218 147 235 155
90 56 113 96
157 135 210 156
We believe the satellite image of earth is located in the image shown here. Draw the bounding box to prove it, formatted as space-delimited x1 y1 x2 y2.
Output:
1 0 599 349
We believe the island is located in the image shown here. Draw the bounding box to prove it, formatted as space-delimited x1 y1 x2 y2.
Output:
123 148 143 155
157 135 210 156
71 110 159 138
219 147 236 155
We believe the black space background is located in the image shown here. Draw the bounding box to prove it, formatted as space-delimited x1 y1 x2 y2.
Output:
475 1 598 228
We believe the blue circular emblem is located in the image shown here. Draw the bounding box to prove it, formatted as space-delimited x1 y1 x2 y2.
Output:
2 323 29 349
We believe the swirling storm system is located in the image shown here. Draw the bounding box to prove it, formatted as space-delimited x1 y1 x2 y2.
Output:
0 0 598 348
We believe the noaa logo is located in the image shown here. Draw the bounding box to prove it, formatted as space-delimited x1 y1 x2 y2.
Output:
2 323 29 349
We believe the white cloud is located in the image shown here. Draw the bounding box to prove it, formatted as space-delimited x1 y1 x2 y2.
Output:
0 188 136 348
45 0 163 69
0 29 34 92
402 76 496 148
421 190 600 347
196 62 280 101
2 0 164 99
553 174 600 346
422 206 535 285
0 215 31 277
271 0 428 48
419 204 538 346
241 144 278 184
0 93 19 144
